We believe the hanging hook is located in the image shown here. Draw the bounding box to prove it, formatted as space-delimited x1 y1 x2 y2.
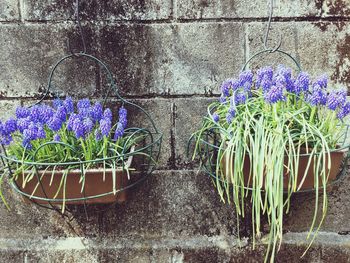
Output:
263 0 282 53
67 0 87 57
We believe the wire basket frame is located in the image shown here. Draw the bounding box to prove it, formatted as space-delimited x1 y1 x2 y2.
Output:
188 47 350 194
189 122 350 194
0 52 162 215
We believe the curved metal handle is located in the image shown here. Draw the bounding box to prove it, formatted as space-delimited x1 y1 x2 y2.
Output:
37 52 160 134
241 49 302 72
35 53 120 107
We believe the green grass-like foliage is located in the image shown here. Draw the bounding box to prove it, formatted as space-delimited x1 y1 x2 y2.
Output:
192 66 349 262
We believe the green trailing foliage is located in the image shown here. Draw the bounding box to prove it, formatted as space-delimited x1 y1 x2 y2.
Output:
191 65 349 262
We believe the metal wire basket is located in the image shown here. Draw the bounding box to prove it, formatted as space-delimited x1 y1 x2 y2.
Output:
189 120 350 194
0 43 162 215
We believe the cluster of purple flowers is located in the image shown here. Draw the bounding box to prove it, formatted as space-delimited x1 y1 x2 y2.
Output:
213 65 350 124
0 97 128 149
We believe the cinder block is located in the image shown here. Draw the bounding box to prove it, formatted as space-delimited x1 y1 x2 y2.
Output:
322 0 350 17
0 0 19 21
176 0 321 19
174 97 217 168
98 22 245 96
246 22 350 91
284 165 350 232
0 24 99 98
21 0 171 21
85 171 238 238
0 100 21 121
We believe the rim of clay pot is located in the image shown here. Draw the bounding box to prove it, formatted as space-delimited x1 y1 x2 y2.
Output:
7 146 152 202
203 148 349 193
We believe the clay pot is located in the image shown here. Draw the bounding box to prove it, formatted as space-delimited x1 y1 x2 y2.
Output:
15 168 130 204
222 148 348 190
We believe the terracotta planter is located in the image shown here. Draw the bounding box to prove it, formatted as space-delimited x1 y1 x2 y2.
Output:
14 153 134 205
222 148 348 190
15 168 131 205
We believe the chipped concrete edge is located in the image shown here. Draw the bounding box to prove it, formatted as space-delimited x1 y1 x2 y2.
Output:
0 232 349 252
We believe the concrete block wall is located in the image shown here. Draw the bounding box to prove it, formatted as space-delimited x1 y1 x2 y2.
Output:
0 0 350 262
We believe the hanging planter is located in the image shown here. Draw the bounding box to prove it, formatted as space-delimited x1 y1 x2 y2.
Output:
0 0 162 212
0 54 162 212
190 62 350 262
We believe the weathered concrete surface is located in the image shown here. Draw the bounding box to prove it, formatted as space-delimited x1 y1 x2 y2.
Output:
97 22 245 96
0 171 237 239
283 163 350 233
22 0 171 21
0 100 21 120
1 0 350 261
176 0 322 19
167 23 245 95
126 98 173 168
246 22 350 91
0 24 99 98
0 0 19 21
174 97 216 168
0 233 349 262
322 0 350 16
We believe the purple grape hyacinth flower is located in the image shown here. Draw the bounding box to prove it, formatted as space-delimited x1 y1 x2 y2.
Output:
0 121 13 145
264 85 285 104
72 118 85 139
256 66 273 89
337 102 350 120
30 105 41 122
16 107 30 119
118 106 127 129
103 108 112 121
212 113 219 123
53 133 61 142
90 102 103 123
55 106 67 122
95 129 102 141
77 98 91 110
22 138 32 149
37 124 46 139
314 74 328 89
4 118 17 135
53 98 63 109
327 89 347 111
63 97 74 113
1 135 13 145
48 116 62 132
23 123 37 141
67 113 79 131
238 70 253 88
99 118 111 137
228 107 236 117
38 105 54 124
307 84 327 106
220 80 231 97
219 96 227 104
294 72 310 94
226 113 234 124
113 122 124 141
234 92 247 105
83 118 94 134
274 65 294 93
17 117 31 133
